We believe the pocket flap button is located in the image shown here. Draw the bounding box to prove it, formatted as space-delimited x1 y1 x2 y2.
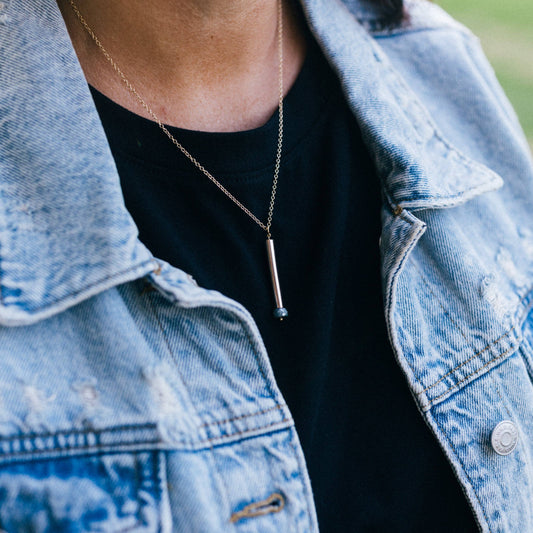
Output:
491 420 518 456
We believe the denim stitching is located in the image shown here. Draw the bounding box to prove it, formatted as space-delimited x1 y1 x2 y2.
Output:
393 178 500 206
425 346 516 408
421 282 533 403
0 440 162 460
0 418 294 461
0 423 157 443
200 405 285 428
392 205 403 216
418 280 533 402
432 414 492 533
385 216 427 390
199 419 291 445
419 328 515 396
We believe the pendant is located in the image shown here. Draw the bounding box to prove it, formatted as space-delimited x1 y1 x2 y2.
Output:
266 239 288 320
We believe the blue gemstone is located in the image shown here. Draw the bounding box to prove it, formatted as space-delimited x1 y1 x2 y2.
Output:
273 307 288 320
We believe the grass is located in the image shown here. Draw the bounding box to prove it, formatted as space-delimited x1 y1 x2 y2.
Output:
437 0 533 151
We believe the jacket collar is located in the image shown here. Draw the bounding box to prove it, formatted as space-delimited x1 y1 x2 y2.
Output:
301 0 503 210
0 0 156 325
0 0 502 324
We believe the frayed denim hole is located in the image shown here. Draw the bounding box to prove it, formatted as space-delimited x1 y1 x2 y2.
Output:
0 0 10 24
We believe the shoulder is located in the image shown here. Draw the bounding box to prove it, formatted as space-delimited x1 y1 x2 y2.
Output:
338 0 469 35
362 1 529 155
342 0 502 104
401 0 469 34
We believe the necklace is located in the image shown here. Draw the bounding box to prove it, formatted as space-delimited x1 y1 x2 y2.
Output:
67 0 289 320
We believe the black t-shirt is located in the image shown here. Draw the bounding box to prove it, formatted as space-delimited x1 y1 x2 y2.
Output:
91 38 477 532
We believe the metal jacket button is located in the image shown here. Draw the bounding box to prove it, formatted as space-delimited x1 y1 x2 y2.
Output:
491 421 519 456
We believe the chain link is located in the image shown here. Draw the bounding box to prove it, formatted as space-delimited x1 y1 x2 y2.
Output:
68 0 284 236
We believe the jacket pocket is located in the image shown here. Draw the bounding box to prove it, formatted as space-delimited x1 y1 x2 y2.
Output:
0 440 169 533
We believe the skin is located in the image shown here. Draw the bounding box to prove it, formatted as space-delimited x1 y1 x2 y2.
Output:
57 0 307 131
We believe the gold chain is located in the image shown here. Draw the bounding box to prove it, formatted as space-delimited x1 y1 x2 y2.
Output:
68 0 284 238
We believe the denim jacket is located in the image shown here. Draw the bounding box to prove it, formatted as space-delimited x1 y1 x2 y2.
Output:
1 0 533 531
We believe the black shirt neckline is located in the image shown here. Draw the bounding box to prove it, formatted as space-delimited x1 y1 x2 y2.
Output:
89 38 333 178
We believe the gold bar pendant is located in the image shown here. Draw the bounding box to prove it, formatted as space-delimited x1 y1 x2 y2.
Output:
266 239 288 320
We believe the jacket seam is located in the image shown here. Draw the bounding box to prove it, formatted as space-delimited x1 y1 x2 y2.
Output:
420 283 533 402
0 419 294 460
0 442 162 464
0 422 158 443
200 405 286 428
418 328 515 396
199 419 291 444
394 176 501 206
385 213 427 391
425 345 516 409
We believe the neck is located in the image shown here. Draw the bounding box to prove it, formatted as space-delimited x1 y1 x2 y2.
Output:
58 0 306 131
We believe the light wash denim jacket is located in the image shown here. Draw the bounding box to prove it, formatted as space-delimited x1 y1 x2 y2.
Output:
1 0 533 531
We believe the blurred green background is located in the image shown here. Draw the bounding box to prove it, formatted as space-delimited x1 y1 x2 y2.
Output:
438 0 533 151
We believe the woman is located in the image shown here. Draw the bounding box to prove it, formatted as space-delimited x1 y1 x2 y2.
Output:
0 0 532 530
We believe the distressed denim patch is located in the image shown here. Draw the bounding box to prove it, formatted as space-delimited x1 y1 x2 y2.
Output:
0 451 166 532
